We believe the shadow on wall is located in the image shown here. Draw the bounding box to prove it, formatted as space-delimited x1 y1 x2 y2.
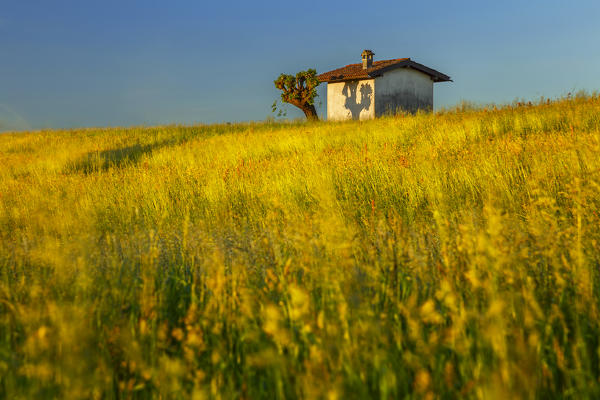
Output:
342 82 373 120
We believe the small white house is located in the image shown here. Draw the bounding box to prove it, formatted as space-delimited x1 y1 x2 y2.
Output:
317 50 451 120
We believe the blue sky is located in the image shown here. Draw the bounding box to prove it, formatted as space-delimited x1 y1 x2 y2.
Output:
1 0 599 131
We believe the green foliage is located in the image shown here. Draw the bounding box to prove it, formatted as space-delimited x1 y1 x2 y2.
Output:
274 69 320 106
273 69 320 119
1 95 600 398
271 100 287 118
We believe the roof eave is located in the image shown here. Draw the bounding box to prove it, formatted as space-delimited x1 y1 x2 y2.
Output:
317 59 451 83
318 75 378 83
318 74 451 84
376 60 451 82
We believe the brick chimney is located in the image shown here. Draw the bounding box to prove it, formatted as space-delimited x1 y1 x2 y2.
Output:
361 49 374 69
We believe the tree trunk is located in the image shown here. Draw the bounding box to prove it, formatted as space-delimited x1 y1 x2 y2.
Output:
301 103 319 121
288 99 319 121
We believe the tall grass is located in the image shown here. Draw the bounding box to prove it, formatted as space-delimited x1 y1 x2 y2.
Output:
1 95 600 398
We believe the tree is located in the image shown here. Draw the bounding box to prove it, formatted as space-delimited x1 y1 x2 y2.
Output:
273 69 320 120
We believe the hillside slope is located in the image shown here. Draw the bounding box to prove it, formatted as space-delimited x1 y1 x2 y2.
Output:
1 96 600 398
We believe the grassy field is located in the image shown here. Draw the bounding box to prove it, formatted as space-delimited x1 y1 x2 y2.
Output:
1 95 600 399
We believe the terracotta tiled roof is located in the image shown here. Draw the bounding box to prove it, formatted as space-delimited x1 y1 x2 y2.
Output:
317 58 451 83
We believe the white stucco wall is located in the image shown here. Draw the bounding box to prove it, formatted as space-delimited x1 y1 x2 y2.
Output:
374 68 433 116
327 79 375 121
